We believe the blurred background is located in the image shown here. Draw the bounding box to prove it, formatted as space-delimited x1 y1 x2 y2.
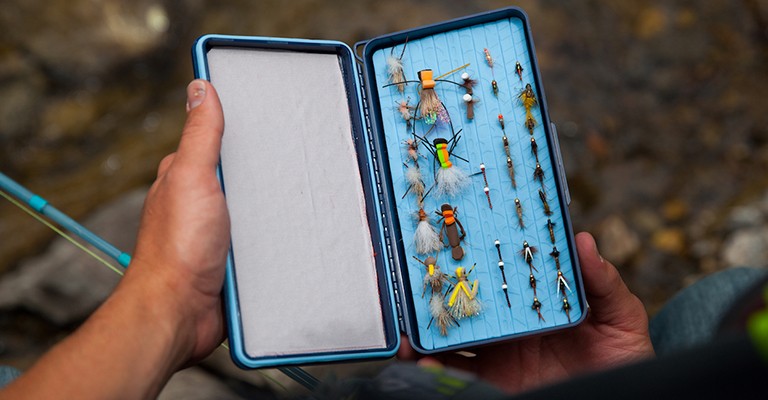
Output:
0 0 766 397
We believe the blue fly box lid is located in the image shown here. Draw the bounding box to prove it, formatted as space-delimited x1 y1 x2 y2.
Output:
194 36 400 368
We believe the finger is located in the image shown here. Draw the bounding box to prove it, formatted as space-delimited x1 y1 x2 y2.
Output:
156 153 176 178
575 232 646 326
396 334 418 360
416 357 443 368
176 79 224 169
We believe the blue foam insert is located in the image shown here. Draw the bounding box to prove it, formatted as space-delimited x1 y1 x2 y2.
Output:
369 16 583 351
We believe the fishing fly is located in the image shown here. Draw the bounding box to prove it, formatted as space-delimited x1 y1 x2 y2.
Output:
436 203 466 261
506 156 517 189
502 131 510 157
561 297 572 323
413 207 442 254
479 163 492 209
533 163 545 183
502 133 517 188
498 114 505 130
519 83 538 134
433 135 469 196
556 270 571 298
551 246 572 297
404 137 421 162
539 189 552 216
484 48 494 68
483 48 499 96
532 296 545 322
386 38 409 93
413 129 470 198
402 138 426 201
396 98 415 128
525 115 537 135
463 93 478 120
530 137 539 162
417 69 446 124
413 255 448 297
550 246 560 271
515 61 524 81
515 198 525 229
460 72 477 95
494 240 511 308
447 265 481 319
429 292 457 336
519 83 538 110
546 218 556 244
384 69 447 125
402 161 425 201
520 240 538 272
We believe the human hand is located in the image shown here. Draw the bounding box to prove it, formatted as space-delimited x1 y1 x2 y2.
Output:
0 80 230 400
129 79 229 366
398 232 655 394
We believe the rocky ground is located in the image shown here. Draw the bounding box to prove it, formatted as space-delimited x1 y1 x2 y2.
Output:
1 0 767 397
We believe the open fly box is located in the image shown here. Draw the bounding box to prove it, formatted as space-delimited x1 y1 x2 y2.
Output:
192 7 586 369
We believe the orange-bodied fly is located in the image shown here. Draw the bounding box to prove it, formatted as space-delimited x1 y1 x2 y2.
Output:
436 203 466 260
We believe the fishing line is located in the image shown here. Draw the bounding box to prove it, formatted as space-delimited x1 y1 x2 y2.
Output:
435 63 470 80
0 189 124 276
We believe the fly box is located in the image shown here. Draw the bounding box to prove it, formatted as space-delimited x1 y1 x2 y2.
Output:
192 6 586 369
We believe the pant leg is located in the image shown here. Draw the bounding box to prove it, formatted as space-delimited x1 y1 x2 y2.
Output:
649 266 768 356
0 366 21 389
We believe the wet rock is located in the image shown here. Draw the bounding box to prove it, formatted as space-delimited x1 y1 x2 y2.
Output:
41 93 100 141
635 6 669 39
0 1 173 81
721 227 768 269
631 208 663 234
758 191 768 214
0 189 146 325
726 205 764 231
651 228 686 255
596 215 640 265
0 49 46 140
690 238 718 259
662 199 689 222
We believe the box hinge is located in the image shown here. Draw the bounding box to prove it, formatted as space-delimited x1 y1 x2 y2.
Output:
356 67 404 328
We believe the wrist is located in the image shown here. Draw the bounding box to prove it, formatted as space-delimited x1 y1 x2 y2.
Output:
118 260 197 370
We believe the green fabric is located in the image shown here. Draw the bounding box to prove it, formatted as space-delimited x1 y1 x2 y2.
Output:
747 285 768 363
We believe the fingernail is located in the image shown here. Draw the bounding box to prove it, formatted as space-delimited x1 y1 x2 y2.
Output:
186 80 206 111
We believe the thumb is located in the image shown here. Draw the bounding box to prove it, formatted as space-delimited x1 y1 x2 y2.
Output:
176 79 224 169
575 232 648 329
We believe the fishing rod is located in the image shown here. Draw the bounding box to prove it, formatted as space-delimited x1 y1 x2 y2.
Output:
0 171 320 392
0 172 132 268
